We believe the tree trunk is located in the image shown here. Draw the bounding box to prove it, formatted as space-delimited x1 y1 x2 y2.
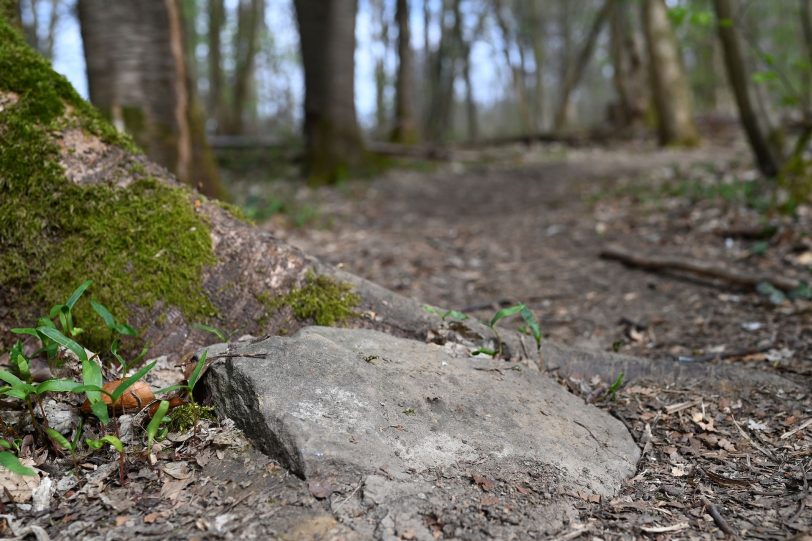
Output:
800 0 812 111
608 0 646 131
391 0 419 144
642 0 699 146
78 0 225 198
293 0 366 184
493 0 530 133
713 0 780 176
527 1 546 131
226 0 263 135
553 0 614 132
207 0 226 132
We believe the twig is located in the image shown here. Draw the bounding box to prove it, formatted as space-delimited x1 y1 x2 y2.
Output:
334 477 363 512
600 244 800 292
780 417 812 440
701 496 738 538
677 344 774 364
731 415 775 460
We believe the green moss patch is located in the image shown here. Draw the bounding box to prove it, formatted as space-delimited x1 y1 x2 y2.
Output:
0 15 216 349
260 272 360 327
167 403 216 433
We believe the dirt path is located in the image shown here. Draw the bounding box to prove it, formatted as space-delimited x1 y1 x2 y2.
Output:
284 145 809 371
277 144 811 539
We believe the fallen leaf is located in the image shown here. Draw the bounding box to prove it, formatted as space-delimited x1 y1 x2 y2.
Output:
0 459 40 503
671 465 687 477
471 473 495 491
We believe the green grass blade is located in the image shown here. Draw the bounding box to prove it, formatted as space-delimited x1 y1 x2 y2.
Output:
0 451 36 476
36 327 88 363
110 361 157 401
187 350 208 391
193 323 227 341
46 428 72 450
489 304 526 327
90 300 116 330
35 379 84 395
65 280 93 310
147 400 170 450
519 306 542 350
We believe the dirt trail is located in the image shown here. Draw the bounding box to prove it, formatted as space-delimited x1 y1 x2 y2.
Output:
284 145 805 367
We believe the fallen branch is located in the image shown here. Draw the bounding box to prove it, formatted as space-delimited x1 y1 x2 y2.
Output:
600 244 800 292
701 496 737 538
677 344 774 363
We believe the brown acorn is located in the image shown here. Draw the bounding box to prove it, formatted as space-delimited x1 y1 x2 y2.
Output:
81 379 155 415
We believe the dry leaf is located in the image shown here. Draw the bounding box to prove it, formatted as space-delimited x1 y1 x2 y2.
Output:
0 459 40 503
471 473 495 491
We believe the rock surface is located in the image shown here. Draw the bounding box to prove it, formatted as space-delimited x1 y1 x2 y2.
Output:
203 327 640 538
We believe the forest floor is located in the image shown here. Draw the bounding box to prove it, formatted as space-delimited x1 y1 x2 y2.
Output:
273 141 812 539
7 142 810 540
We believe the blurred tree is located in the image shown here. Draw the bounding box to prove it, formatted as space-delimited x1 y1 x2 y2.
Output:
293 0 366 184
608 0 646 132
642 0 698 146
391 0 419 144
207 0 226 130
78 0 225 198
713 0 780 176
18 0 59 60
226 0 263 134
553 0 614 131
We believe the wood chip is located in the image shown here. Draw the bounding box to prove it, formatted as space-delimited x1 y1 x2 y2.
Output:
639 522 689 533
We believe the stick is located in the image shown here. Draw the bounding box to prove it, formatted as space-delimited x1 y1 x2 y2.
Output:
677 344 773 363
701 496 737 538
600 244 800 292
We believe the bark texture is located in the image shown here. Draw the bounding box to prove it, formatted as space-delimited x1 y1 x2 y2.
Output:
77 0 225 198
293 0 366 184
642 0 699 146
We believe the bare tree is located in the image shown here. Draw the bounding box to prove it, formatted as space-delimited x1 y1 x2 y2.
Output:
713 0 780 176
78 0 225 198
608 0 646 131
392 0 419 144
553 0 615 131
226 0 263 134
642 0 699 146
293 0 366 184
207 0 226 131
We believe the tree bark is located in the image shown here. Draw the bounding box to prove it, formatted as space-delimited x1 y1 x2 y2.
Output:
293 0 366 184
78 0 225 198
391 0 419 144
713 0 780 176
493 0 531 133
642 0 699 146
553 0 615 131
799 0 812 111
608 0 646 131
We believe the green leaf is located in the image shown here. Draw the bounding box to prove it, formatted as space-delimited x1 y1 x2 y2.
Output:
10 327 39 337
0 440 9 449
37 327 87 363
471 347 497 357
90 300 116 329
114 323 137 337
0 451 36 476
46 428 72 450
193 323 226 341
789 282 812 300
0 369 26 389
519 307 542 350
154 384 187 396
2 388 29 400
443 310 468 321
489 304 526 327
85 435 123 453
605 372 625 400
187 350 208 391
147 400 170 450
90 400 109 425
35 379 84 395
756 281 786 305
65 280 93 310
111 361 157 401
9 343 30 383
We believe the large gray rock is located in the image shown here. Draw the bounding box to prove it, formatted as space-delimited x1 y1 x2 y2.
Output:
203 327 640 539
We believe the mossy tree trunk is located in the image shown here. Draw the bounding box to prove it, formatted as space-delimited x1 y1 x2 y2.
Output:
642 0 699 146
77 0 226 199
293 0 367 185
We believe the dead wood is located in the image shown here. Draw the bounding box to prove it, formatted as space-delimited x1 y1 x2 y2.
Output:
600 243 801 292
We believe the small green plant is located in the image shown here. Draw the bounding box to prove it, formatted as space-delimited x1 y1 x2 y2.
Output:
193 323 228 342
487 303 542 356
146 400 170 461
604 373 625 401
0 449 36 476
86 435 127 484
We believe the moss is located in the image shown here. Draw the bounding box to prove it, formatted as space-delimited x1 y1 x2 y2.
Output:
0 13 216 350
259 272 360 327
167 403 216 433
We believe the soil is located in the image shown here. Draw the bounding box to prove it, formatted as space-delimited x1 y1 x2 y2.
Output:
4 142 810 540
